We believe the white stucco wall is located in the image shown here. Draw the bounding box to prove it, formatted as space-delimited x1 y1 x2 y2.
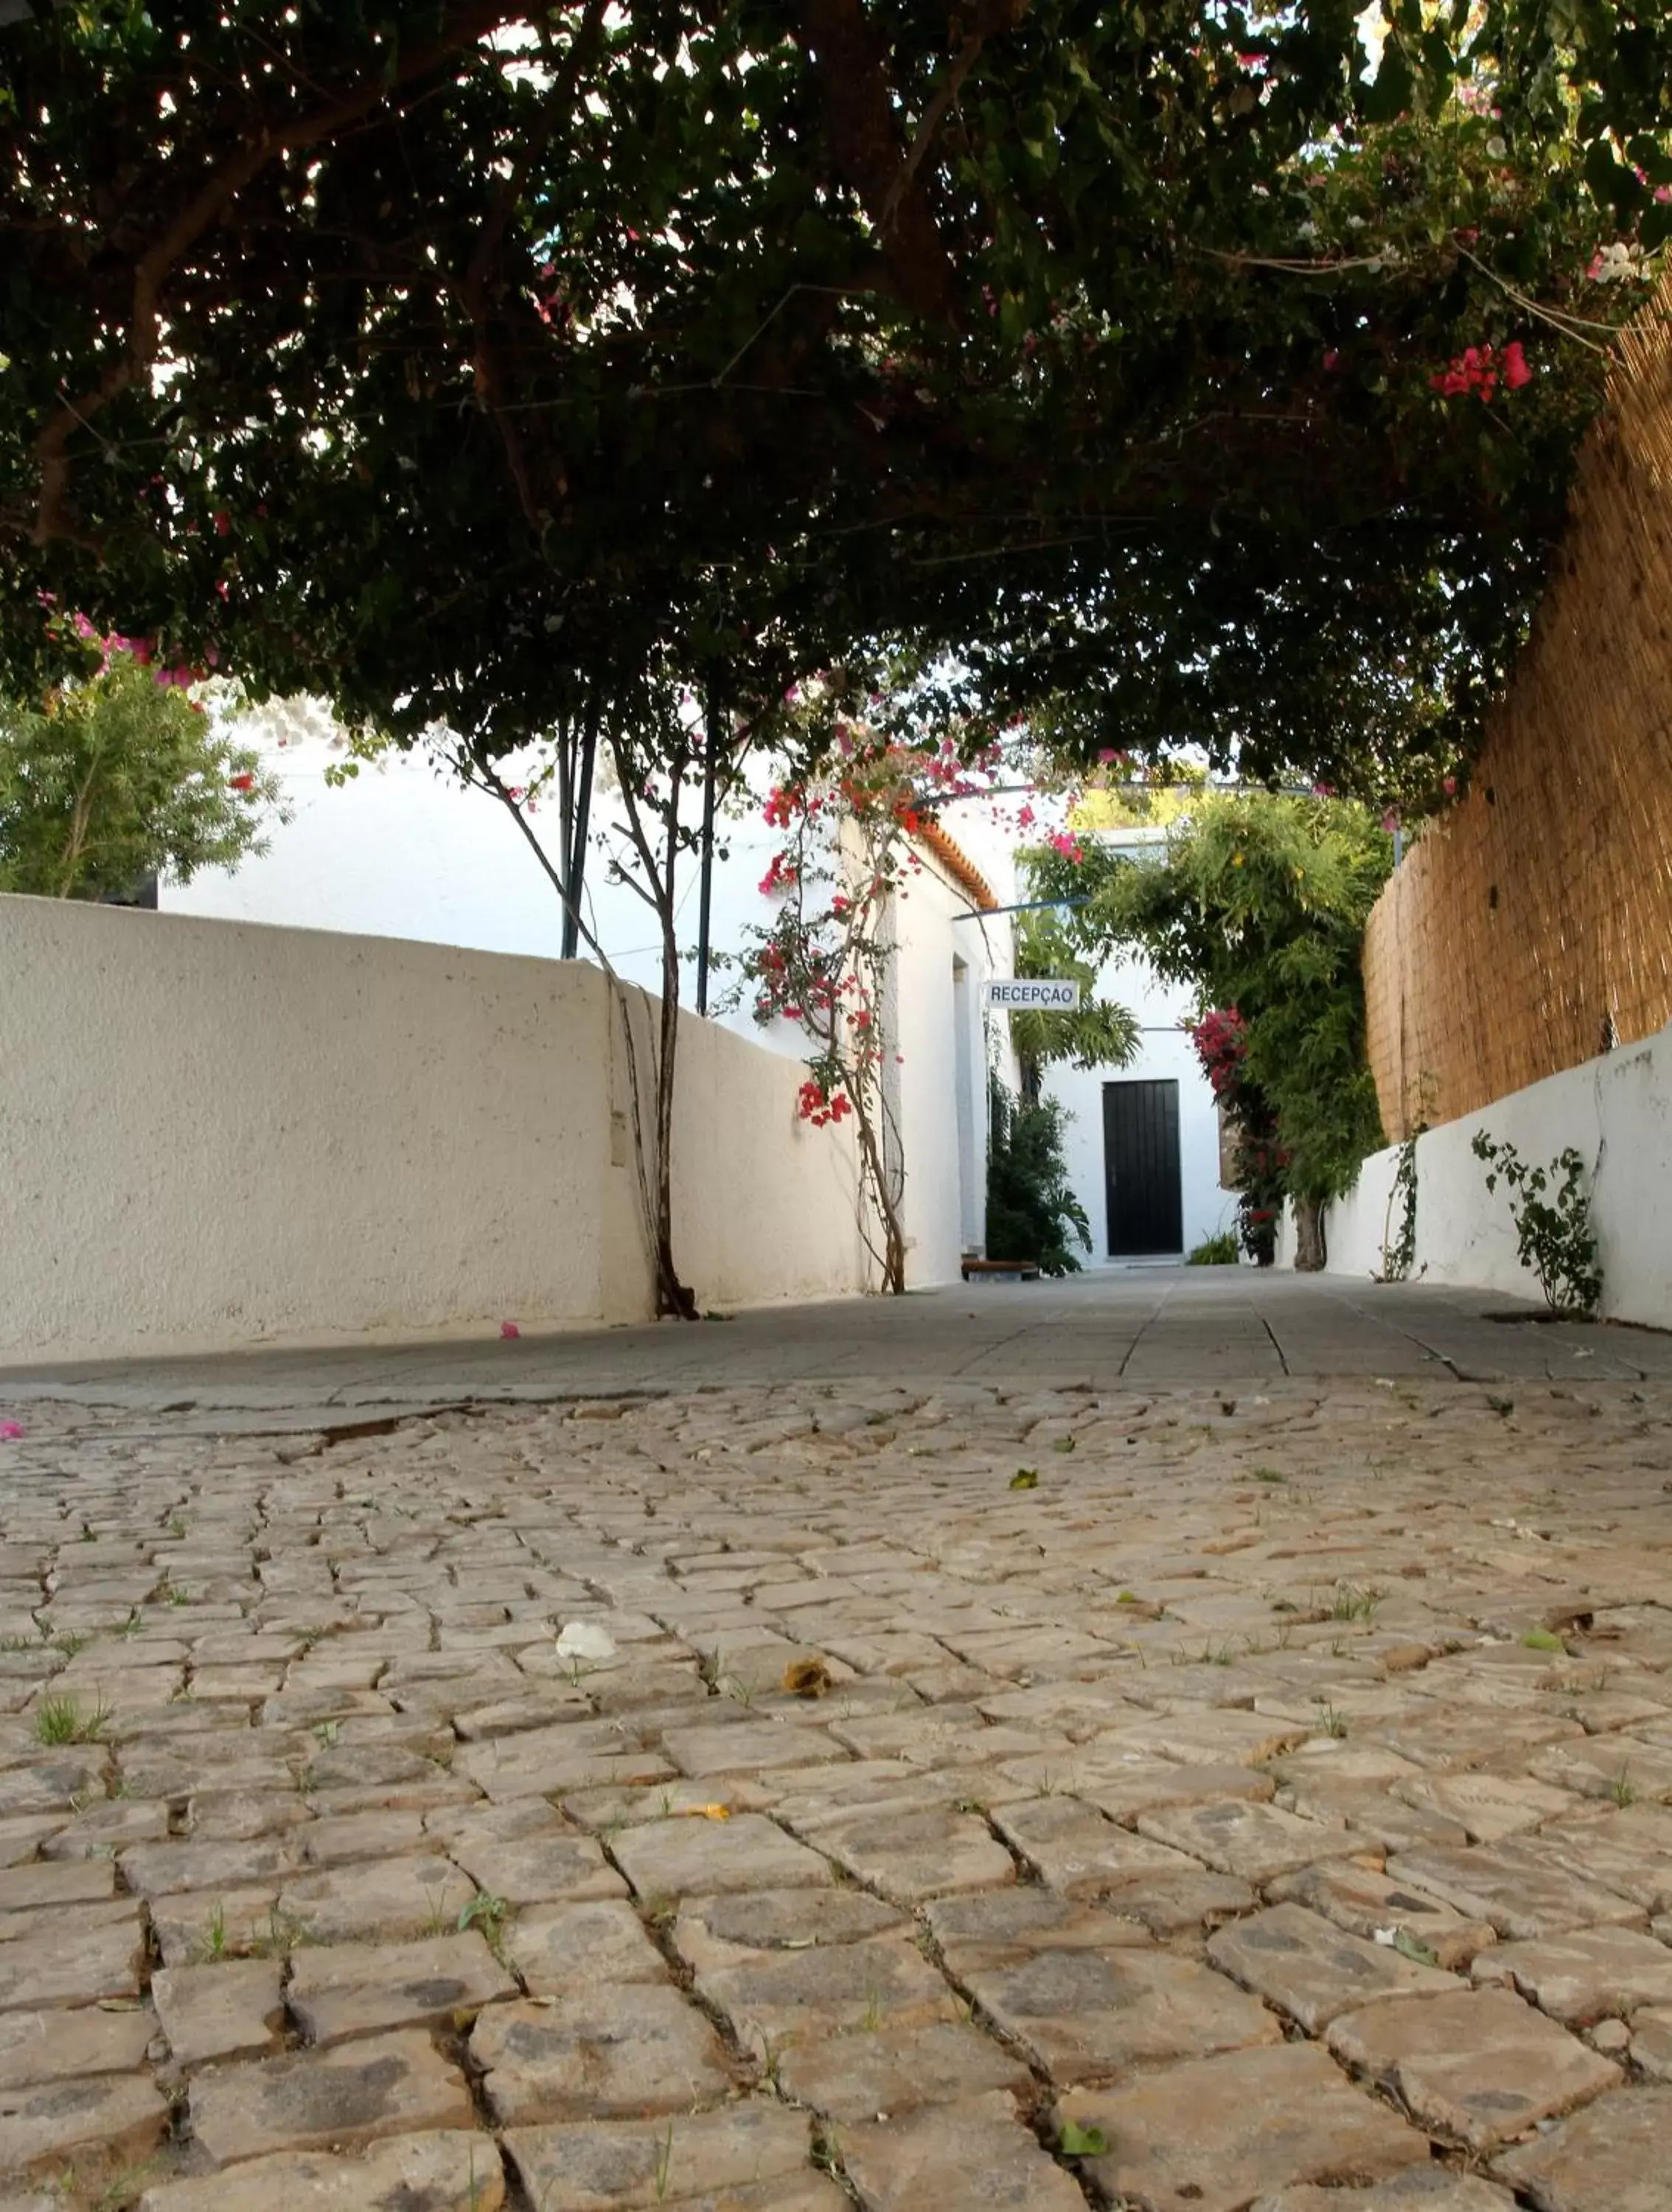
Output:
163 712 1011 1290
0 897 865 1363
1283 1016 1672 1326
1044 949 1231 1265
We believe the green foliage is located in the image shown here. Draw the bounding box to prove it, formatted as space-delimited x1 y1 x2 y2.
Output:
1028 794 1393 1206
1470 1132 1602 1315
1186 1231 1241 1266
1009 904 1138 1096
0 653 277 900
986 1074 1091 1276
0 4 1661 800
1377 1133 1423 1282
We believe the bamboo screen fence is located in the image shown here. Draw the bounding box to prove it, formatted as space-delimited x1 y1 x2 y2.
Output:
1362 276 1672 1141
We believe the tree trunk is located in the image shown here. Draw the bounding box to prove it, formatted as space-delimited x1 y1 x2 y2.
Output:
652 895 698 1319
1292 1194 1328 1273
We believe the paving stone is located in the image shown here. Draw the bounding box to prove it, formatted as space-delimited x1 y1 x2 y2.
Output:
151 1956 284 2067
136 2128 507 2211
148 1885 282 1969
1325 1986 1620 2152
288 1930 518 2043
1469 1926 1672 2024
1278 1781 1473 1857
1136 1796 1342 1882
694 1930 960 2057
0 1912 143 2009
458 1725 677 1802
610 1813 832 1901
1069 1759 1277 1821
0 1860 116 1912
1269 1861 1498 1970
1208 1904 1459 2030
813 1807 1016 1902
927 1887 1155 1961
0 2071 168 2179
1536 1807 1672 1914
1528 1735 1672 1805
445 1832 629 1908
1385 1843 1648 1940
0 2006 154 2091
1112 1710 1316 1766
964 1941 1280 2081
505 1899 671 1992
840 2090 1090 2212
187 2028 475 2163
995 1794 1213 1898
561 1778 776 1829
1253 2172 1516 2211
119 1837 304 1897
1631 2007 1672 2079
662 1722 846 1778
671 1888 905 1976
776 2020 1033 2121
473 1989 734 2124
1376 1713 1586 1772
1060 2042 1429 2212
276 1853 476 1942
1492 2085 1672 2211
503 2104 832 2212
1392 1772 1581 1843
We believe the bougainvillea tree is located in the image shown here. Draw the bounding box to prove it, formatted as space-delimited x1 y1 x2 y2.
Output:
734 718 995 1291
3 1 1667 807
2 610 279 901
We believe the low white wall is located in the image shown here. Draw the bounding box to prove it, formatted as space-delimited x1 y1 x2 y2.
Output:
1289 1016 1672 1325
0 897 865 1363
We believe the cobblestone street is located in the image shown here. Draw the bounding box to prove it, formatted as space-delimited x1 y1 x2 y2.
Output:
1 1311 1671 2208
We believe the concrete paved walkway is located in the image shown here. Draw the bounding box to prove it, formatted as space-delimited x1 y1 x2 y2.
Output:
0 1273 1669 2209
5 1269 1671 1425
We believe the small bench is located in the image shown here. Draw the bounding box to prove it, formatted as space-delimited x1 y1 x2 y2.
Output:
961 1257 1041 1281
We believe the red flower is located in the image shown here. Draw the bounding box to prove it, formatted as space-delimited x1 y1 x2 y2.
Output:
1501 340 1533 390
228 772 256 792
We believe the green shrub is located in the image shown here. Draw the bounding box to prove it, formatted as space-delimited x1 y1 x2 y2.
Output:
1186 1230 1240 1265
986 1075 1091 1276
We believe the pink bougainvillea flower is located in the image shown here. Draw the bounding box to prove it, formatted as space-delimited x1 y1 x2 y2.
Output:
1501 340 1533 390
0 1422 23 1441
500 1321 520 1340
213 510 231 537
1443 775 1458 796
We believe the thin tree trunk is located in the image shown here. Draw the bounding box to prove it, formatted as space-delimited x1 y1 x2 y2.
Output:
562 696 598 961
1292 1194 1327 1273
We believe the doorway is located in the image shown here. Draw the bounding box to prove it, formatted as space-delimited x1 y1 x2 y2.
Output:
1102 1079 1183 1256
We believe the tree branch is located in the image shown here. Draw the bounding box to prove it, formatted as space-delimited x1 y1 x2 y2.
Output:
32 0 523 546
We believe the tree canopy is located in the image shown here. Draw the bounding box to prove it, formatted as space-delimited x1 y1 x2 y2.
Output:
1025 793 1394 1206
0 643 278 899
2 2 1666 785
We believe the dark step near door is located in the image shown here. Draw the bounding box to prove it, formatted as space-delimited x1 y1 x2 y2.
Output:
1103 1079 1182 1256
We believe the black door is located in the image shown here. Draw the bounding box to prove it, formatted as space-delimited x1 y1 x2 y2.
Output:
1103 1080 1183 1256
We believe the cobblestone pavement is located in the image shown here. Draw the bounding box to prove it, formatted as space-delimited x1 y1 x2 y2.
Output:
0 1373 1669 2210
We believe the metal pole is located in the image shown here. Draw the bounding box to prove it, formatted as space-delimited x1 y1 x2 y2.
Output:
695 681 720 1015
562 695 598 961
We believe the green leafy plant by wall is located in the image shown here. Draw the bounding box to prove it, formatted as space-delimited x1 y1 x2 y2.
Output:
985 1074 1092 1276
1 647 277 901
1470 1133 1602 1315
1186 1231 1240 1265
